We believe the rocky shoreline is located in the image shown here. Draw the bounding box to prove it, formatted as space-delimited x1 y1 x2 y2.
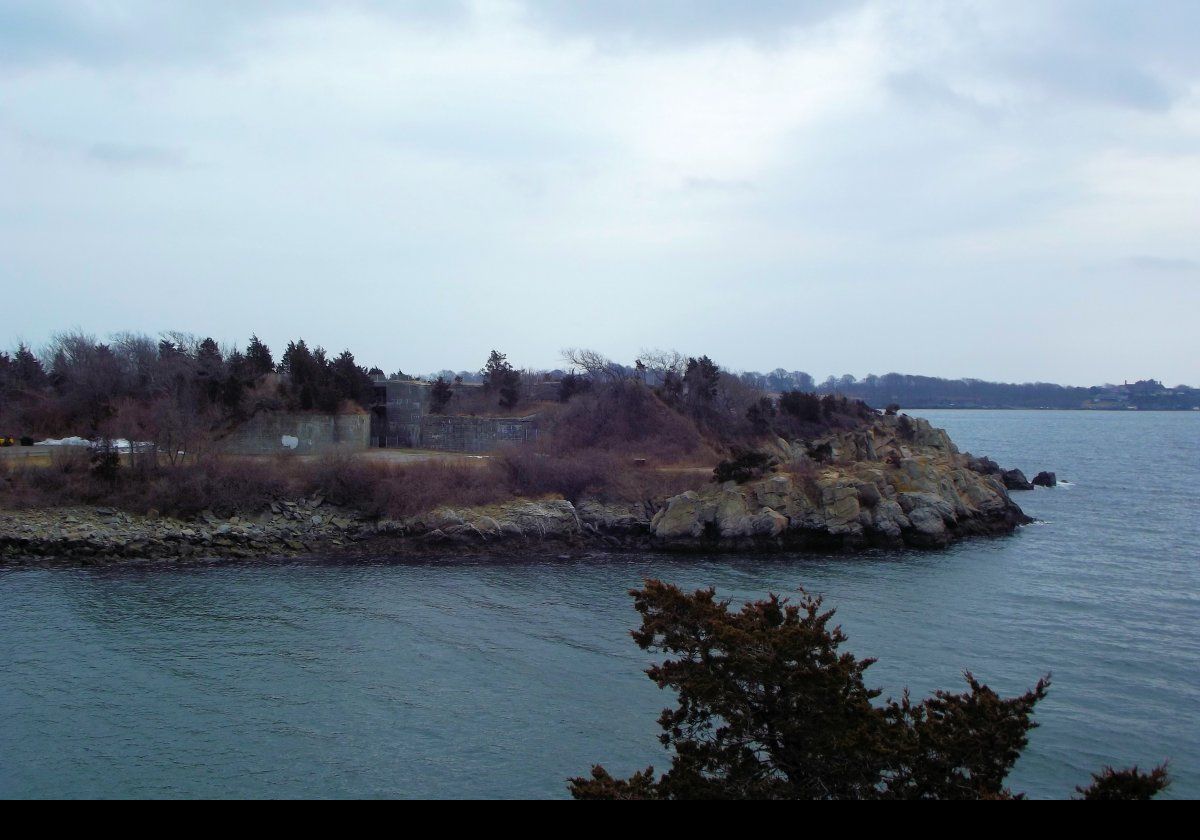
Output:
0 416 1038 566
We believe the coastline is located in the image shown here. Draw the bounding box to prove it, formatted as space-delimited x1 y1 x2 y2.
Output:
1 416 1032 566
0 495 1030 567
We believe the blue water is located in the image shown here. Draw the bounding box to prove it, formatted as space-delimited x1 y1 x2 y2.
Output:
1 410 1197 799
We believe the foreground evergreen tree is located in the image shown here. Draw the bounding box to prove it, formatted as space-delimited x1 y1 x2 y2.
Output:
1076 765 1171 800
570 581 1169 800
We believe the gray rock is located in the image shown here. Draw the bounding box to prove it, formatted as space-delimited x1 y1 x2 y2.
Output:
1001 469 1034 491
1032 471 1057 487
907 506 947 540
652 492 708 540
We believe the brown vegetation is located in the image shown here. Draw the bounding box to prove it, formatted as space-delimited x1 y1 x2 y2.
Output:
537 380 716 464
0 446 706 520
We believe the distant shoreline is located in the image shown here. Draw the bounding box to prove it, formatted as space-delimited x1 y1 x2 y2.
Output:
901 406 1200 412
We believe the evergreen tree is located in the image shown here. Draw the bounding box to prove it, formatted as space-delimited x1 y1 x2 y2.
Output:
481 350 521 410
245 334 275 377
570 581 1169 801
683 355 720 405
429 376 454 414
12 344 48 389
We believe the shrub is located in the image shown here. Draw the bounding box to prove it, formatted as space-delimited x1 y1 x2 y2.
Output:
50 446 91 474
712 449 775 484
779 457 822 503
0 440 707 520
779 390 822 423
544 381 713 464
492 446 623 503
90 448 121 482
558 372 591 403
807 441 833 463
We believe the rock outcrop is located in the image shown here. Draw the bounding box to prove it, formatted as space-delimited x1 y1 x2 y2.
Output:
1032 471 1057 487
1001 468 1034 491
635 414 1029 551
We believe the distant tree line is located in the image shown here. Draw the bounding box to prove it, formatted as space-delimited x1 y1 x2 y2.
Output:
552 348 875 455
26 329 1182 456
732 370 1200 410
0 331 377 451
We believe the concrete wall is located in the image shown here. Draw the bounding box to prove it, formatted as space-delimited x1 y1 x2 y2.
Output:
371 379 430 447
220 412 370 456
365 376 541 453
419 415 537 453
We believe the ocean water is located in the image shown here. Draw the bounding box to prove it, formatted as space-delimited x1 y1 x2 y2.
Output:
1 410 1196 799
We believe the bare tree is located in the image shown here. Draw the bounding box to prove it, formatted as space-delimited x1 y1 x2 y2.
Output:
562 348 629 383
637 348 687 387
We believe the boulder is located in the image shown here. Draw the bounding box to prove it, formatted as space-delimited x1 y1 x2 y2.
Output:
854 481 882 508
965 454 1001 475
906 506 947 542
471 516 502 538
1032 471 1057 488
651 492 708 540
577 500 651 533
1001 469 1033 491
869 500 910 540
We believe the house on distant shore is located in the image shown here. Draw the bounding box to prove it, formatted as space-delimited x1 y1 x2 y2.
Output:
1082 379 1200 410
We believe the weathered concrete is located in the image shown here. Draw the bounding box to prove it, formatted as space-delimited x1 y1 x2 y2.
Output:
367 376 540 452
370 379 429 447
419 415 537 453
218 412 369 456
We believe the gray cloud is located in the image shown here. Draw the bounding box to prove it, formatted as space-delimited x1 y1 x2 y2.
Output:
0 1 468 68
1124 256 1200 274
521 0 865 45
87 143 188 169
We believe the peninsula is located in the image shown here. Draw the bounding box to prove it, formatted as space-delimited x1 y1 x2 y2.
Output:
1 334 1040 563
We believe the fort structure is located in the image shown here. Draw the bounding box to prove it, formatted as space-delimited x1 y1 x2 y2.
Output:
370 378 429 447
219 412 371 456
370 377 538 452
418 413 538 453
219 377 539 456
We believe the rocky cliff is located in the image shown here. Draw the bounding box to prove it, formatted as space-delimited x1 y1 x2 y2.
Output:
639 414 1029 550
397 414 1028 553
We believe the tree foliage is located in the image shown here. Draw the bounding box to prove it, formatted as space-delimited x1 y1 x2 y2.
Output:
1075 765 1171 800
429 376 454 414
0 332 379 454
570 581 1169 800
712 449 775 484
481 350 521 410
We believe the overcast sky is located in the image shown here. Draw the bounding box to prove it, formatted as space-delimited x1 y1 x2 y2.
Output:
1 1 1197 385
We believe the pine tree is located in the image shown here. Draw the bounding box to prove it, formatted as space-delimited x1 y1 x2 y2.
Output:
245 335 275 378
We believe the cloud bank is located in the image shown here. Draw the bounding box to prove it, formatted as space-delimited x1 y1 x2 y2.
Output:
1 0 1197 384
